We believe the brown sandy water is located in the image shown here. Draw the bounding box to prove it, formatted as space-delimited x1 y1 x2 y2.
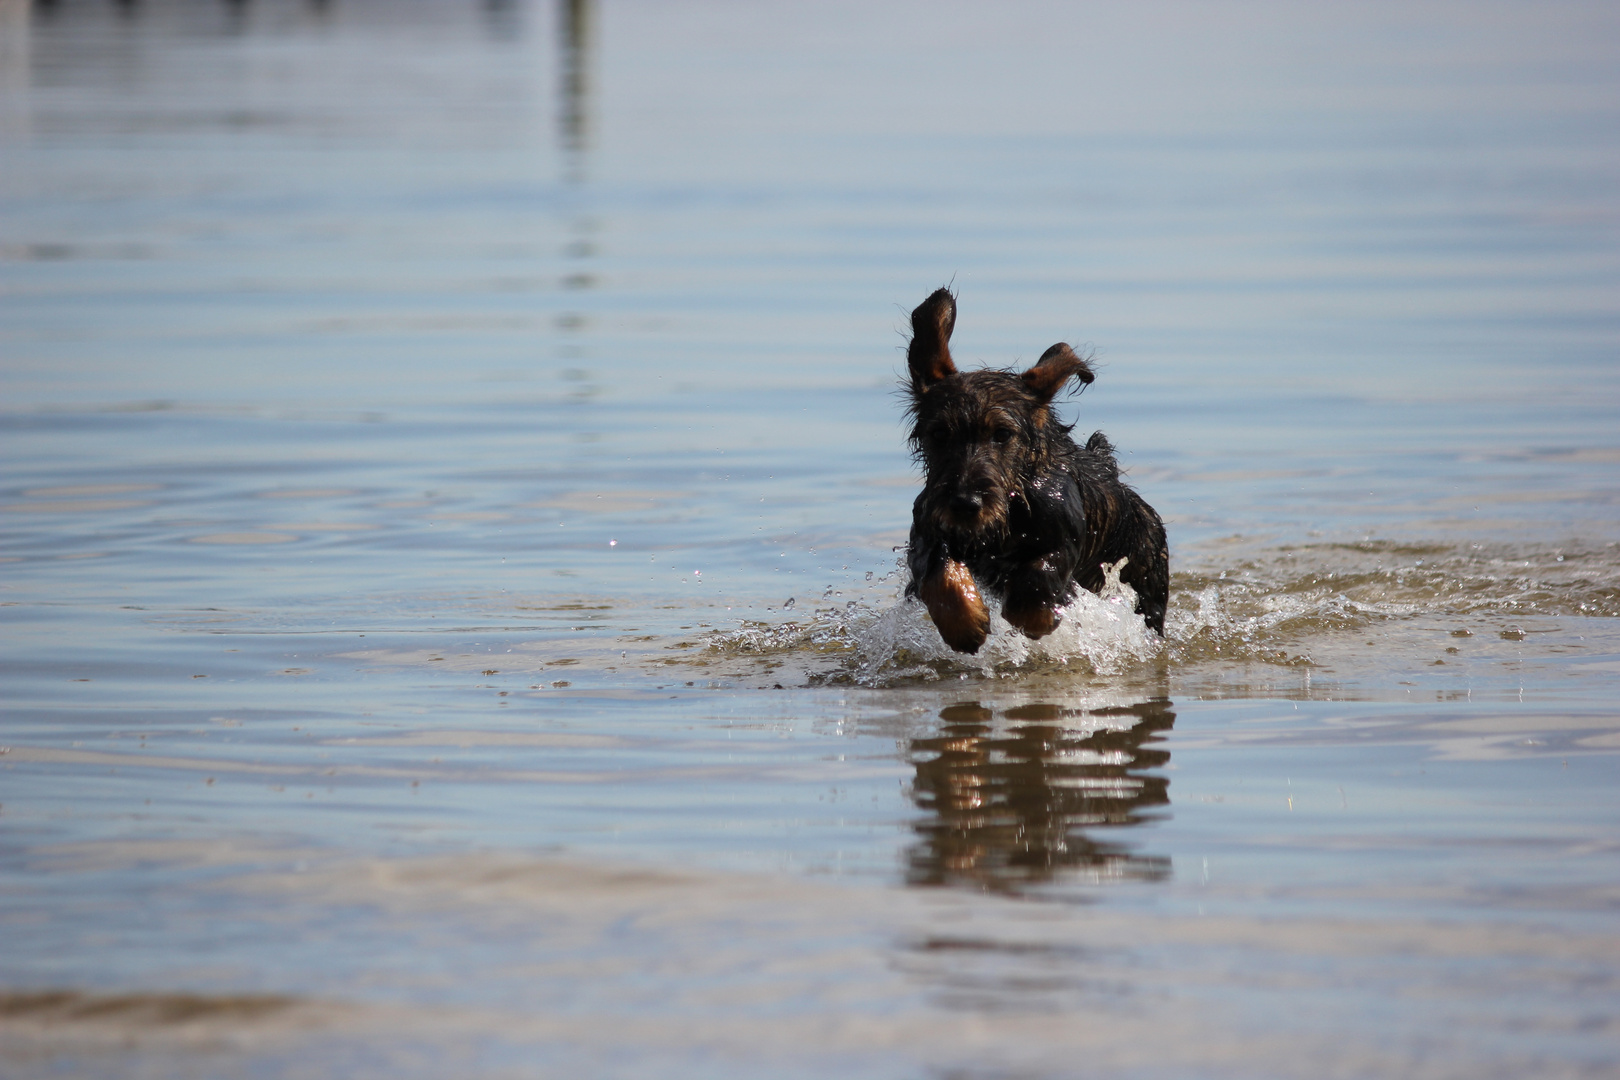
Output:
2 1 1619 1077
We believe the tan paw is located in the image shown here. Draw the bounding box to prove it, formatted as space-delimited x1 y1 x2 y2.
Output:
1002 597 1060 640
918 559 990 654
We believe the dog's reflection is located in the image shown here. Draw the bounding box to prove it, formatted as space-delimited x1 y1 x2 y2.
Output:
906 699 1174 893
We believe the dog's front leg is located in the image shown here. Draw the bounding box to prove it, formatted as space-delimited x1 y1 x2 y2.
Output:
917 558 991 654
999 557 1073 640
998 475 1085 640
907 533 990 654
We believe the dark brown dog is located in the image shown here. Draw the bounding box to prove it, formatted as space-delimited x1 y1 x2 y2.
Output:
902 288 1168 653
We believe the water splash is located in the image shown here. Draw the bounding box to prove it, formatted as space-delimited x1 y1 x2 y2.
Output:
845 560 1159 684
713 559 1160 686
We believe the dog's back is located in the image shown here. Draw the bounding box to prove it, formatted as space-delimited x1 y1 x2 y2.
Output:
1065 432 1168 634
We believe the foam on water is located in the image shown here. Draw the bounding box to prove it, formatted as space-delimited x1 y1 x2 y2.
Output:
1164 538 1620 664
706 538 1620 686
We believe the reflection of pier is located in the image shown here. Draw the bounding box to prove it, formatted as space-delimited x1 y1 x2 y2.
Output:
906 699 1174 893
555 0 597 381
558 0 591 176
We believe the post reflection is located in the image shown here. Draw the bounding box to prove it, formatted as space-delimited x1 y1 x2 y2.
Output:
554 0 597 390
558 0 591 167
906 699 1174 893
481 0 522 42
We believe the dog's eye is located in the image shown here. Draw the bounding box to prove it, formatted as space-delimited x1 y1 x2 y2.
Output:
991 425 1015 444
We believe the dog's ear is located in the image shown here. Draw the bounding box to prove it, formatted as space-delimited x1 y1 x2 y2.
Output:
1021 343 1094 402
907 288 958 392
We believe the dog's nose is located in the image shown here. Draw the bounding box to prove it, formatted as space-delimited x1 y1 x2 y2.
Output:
950 491 984 517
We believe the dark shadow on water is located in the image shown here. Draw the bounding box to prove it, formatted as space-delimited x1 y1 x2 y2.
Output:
906 699 1174 894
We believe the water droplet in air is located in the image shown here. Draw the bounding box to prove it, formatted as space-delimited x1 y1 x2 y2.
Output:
783 597 796 610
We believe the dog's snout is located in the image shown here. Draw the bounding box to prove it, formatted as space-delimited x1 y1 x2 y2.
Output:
950 491 984 517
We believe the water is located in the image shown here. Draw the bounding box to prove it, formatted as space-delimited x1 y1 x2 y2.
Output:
3 1 1619 1076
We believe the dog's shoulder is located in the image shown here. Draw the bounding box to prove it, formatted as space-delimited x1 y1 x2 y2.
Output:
1020 463 1086 532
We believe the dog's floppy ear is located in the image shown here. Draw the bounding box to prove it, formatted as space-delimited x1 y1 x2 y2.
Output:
907 288 958 392
1022 342 1094 402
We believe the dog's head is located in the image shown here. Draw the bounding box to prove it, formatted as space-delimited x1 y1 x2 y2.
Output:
904 288 1094 541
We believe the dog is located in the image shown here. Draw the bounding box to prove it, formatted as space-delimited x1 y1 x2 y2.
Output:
901 288 1168 654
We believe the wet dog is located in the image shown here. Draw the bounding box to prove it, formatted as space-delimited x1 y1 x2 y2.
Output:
902 288 1168 653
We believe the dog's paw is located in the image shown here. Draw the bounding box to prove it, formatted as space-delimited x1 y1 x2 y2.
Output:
1002 596 1061 640
918 559 990 654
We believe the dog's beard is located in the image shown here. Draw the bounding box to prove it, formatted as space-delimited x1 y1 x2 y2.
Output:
923 484 1013 550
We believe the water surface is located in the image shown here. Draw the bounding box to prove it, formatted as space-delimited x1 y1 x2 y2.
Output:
3 1 1619 1077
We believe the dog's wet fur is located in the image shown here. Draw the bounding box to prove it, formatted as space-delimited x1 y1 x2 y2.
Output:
902 288 1169 654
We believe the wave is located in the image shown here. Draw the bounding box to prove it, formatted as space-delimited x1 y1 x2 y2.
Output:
706 539 1620 686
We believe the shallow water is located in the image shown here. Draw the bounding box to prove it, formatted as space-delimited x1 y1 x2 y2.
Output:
3 1 1619 1077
